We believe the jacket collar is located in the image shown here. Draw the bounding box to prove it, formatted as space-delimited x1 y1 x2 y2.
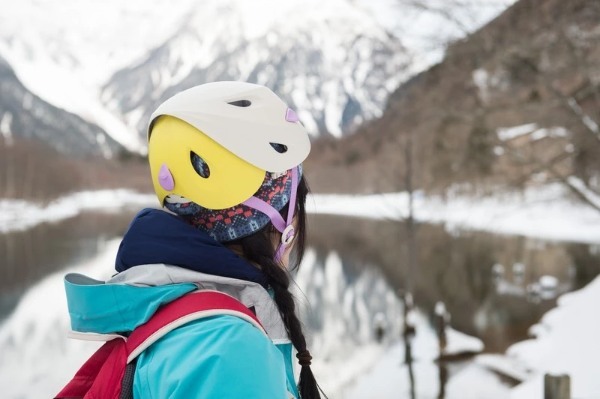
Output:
115 208 269 288
109 264 289 343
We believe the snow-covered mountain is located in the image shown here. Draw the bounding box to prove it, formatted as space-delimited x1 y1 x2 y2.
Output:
101 0 410 138
0 0 515 153
0 54 122 158
0 0 198 154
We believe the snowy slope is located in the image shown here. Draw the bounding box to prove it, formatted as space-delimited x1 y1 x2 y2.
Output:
0 0 196 153
309 183 600 244
508 275 600 399
0 0 515 153
101 0 410 138
0 54 122 157
357 0 517 70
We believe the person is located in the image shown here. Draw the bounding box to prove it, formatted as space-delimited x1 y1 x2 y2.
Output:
61 81 324 398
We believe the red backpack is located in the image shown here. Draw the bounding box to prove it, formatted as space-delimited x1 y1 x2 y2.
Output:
55 291 264 399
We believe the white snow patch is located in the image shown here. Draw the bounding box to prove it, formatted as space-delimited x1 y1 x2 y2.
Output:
530 127 569 141
345 312 501 399
568 97 600 135
476 354 532 382
473 68 490 102
0 190 156 233
493 146 505 156
508 275 600 399
538 275 559 290
566 175 600 210
445 327 484 355
497 123 538 141
0 112 13 146
0 0 516 145
308 183 600 244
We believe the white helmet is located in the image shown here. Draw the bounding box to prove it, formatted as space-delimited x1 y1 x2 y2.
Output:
147 81 310 258
149 81 310 173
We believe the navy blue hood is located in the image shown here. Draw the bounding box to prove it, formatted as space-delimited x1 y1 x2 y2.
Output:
115 208 269 288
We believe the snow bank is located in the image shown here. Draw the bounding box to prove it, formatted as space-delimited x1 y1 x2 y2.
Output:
7 177 597 248
507 275 600 399
445 327 484 355
497 123 538 141
476 354 532 382
309 183 600 244
0 190 155 233
345 311 502 399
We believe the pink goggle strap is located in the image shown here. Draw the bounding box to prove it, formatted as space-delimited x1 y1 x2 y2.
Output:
242 167 299 262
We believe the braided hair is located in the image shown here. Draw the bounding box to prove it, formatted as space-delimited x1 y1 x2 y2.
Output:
229 176 326 399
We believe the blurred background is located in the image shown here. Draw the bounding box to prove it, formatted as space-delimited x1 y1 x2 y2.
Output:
1 0 600 398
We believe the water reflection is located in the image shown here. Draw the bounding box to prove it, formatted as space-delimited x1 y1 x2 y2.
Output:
0 211 138 320
294 249 403 396
0 239 120 398
306 214 600 352
0 212 598 398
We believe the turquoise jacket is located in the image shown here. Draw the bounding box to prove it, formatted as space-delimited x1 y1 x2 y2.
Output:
63 209 299 398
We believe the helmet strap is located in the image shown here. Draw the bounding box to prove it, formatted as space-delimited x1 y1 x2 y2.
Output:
242 167 299 263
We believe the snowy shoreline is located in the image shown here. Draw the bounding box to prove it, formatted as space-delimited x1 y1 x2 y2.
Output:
309 183 600 245
0 190 156 233
2 185 600 398
506 274 600 399
2 184 600 246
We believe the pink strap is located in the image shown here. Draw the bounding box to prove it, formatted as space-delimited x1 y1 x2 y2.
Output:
274 167 299 260
286 167 299 228
242 167 299 235
243 167 300 262
55 339 127 399
243 196 287 232
126 291 263 360
55 292 262 399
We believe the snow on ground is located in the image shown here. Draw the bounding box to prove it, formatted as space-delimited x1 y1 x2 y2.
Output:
345 273 600 399
309 183 600 244
445 327 484 355
0 190 155 233
3 181 599 245
497 123 539 141
506 274 600 399
476 354 532 383
307 184 600 397
296 250 492 399
344 311 505 399
0 0 197 153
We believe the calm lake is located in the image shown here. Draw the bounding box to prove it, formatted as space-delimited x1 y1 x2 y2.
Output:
1 209 598 398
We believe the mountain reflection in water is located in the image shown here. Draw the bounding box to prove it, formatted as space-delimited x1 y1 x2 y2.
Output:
0 211 598 398
306 214 600 353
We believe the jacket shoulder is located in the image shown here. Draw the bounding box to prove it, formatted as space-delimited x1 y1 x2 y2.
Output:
134 314 288 398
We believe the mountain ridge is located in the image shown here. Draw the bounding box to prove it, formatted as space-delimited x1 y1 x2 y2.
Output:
100 0 410 139
305 0 600 201
0 54 123 159
0 0 514 156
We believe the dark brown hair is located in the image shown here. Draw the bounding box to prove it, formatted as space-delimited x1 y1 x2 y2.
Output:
229 175 326 399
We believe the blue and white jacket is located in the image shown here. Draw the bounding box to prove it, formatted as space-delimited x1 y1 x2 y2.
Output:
63 208 299 398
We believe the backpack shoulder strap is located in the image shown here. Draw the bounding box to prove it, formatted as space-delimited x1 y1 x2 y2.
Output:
56 290 264 399
125 290 266 362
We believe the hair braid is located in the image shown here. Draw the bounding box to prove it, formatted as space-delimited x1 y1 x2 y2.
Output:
232 177 327 399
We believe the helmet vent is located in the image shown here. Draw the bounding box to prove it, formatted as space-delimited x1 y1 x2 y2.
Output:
190 151 210 178
270 143 288 153
228 99 252 107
